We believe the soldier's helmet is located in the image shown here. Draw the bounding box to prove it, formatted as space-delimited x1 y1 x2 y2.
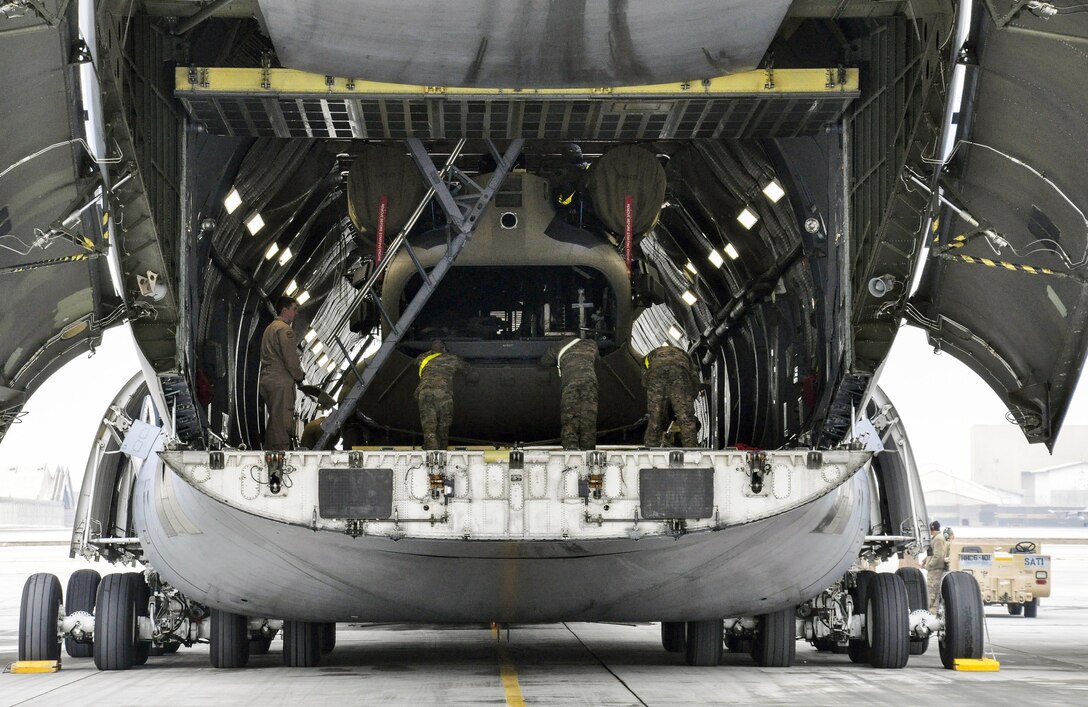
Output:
930 520 941 531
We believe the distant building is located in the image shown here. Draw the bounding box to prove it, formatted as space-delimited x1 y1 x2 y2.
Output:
0 464 74 526
971 424 1088 493
921 469 1022 526
1022 462 1088 507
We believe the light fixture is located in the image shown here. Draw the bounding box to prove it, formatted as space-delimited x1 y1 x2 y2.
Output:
668 325 683 341
326 361 337 373
737 208 758 230
245 213 265 235
277 246 293 266
311 340 323 354
685 261 698 275
681 290 698 306
725 243 740 260
762 180 785 203
264 243 280 260
708 249 724 268
285 280 299 296
339 359 350 370
317 354 330 367
296 290 311 305
304 329 317 343
224 189 242 214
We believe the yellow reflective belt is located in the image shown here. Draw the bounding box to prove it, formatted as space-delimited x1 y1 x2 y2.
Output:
644 355 650 369
419 352 442 378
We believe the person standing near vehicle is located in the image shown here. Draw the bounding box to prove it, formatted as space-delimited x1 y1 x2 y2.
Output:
642 343 699 447
415 340 468 450
260 296 305 450
926 520 948 613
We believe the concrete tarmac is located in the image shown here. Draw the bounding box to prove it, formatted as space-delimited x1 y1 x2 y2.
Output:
2 534 1087 706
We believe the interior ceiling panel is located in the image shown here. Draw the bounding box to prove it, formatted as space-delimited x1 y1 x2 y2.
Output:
0 2 96 436
912 11 1088 448
257 0 792 88
175 68 859 140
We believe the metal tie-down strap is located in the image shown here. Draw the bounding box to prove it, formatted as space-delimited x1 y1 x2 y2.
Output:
317 138 525 449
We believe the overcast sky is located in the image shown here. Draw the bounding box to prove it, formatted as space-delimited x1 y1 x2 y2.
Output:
2 322 1087 491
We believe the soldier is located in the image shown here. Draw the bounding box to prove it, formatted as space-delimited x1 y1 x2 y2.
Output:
540 336 600 450
414 340 468 450
642 343 699 447
259 296 306 450
926 520 948 613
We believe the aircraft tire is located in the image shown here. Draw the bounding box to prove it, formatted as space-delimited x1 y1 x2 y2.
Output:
283 620 321 667
126 573 151 666
847 570 876 664
320 622 336 653
94 573 138 670
895 567 929 655
211 609 250 668
1007 603 1022 616
1023 598 1038 618
64 569 101 658
938 572 984 669
684 619 723 666
660 622 685 652
19 573 62 661
866 573 909 669
751 606 795 667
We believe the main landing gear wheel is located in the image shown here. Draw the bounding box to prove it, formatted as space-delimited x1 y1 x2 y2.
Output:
211 609 250 668
19 573 62 662
1023 598 1039 618
751 607 795 667
938 571 984 670
319 622 336 654
895 567 930 655
94 573 139 670
847 570 875 664
126 573 151 666
283 621 321 667
660 622 686 653
64 569 101 658
684 619 723 666
865 572 909 669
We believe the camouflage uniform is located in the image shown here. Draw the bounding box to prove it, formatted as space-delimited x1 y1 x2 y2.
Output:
259 317 305 450
541 338 599 450
414 348 467 450
926 531 948 613
642 345 699 447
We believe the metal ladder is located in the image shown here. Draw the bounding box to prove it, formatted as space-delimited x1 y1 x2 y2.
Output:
317 138 524 449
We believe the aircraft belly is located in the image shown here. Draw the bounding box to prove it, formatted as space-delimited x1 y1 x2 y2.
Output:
139 448 868 622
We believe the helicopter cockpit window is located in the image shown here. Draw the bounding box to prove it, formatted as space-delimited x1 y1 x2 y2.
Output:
401 266 616 356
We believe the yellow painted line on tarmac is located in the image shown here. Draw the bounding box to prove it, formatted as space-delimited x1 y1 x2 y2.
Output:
492 623 526 707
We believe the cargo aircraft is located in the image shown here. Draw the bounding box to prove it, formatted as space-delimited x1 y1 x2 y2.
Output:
4 0 1085 673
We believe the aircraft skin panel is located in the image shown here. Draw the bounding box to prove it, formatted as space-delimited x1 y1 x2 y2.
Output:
912 11 1088 447
257 0 793 89
0 2 99 439
136 449 869 622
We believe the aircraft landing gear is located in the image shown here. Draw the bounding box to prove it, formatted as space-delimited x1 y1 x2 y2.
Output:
684 619 723 666
18 573 62 662
938 571 984 669
660 621 685 653
282 620 322 667
751 606 796 667
64 569 100 657
210 609 250 668
94 573 141 670
895 567 929 655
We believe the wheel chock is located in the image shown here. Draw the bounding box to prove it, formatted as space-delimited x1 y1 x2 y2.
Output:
8 660 62 673
953 658 1000 671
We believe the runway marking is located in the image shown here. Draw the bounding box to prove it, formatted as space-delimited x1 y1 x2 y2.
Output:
493 624 525 707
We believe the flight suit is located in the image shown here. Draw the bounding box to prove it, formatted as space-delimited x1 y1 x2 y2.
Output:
926 531 948 613
259 317 305 450
643 344 699 447
414 350 467 450
541 338 600 450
